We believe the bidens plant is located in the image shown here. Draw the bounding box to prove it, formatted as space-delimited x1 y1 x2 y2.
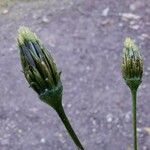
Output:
17 26 144 150
17 27 84 150
121 37 143 150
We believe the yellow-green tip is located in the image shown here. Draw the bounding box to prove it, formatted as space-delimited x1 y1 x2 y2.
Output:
18 26 40 45
124 37 136 49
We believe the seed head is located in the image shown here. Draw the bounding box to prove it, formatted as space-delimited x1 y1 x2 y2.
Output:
17 27 62 107
121 37 143 90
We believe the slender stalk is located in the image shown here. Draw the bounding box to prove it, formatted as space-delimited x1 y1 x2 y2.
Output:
131 89 138 150
55 104 84 150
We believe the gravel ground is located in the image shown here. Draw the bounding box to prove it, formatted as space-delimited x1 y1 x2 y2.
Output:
0 0 150 150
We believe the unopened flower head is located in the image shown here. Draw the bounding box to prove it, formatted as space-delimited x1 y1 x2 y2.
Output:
121 37 143 90
17 27 62 105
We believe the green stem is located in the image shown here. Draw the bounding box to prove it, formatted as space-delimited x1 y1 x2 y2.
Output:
131 89 138 150
55 104 84 150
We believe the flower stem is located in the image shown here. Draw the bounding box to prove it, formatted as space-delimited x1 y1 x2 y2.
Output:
55 103 84 150
131 89 138 150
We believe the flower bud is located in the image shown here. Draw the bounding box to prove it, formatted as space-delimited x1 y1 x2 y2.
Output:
17 27 62 107
121 37 143 90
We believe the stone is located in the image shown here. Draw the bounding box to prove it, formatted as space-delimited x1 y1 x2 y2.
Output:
106 114 113 123
42 16 49 23
40 138 46 143
102 7 110 16
120 13 141 21
2 9 8 14
130 24 140 30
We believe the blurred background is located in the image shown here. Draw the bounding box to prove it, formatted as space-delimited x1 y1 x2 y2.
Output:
0 0 150 150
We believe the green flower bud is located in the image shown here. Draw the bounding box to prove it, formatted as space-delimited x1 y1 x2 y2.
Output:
121 37 143 91
17 27 63 107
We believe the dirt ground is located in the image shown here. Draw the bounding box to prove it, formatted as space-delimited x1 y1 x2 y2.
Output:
0 0 150 150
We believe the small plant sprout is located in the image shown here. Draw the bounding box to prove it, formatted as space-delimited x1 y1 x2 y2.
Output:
121 37 143 150
17 26 84 150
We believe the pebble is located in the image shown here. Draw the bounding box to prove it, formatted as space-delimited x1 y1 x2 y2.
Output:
67 103 72 108
144 71 149 76
1 138 9 145
142 146 148 150
9 47 15 52
102 7 110 16
90 117 97 126
95 137 102 144
141 84 147 89
127 146 132 150
32 13 40 20
106 113 113 123
79 77 87 82
129 4 136 11
42 16 49 23
75 110 80 115
125 111 131 123
57 133 65 143
105 85 110 91
86 66 91 71
92 128 96 133
118 23 123 27
147 67 150 71
129 20 136 25
137 128 142 133
100 19 113 26
144 127 150 135
40 138 46 143
120 13 141 21
18 129 22 134
130 24 140 30
129 1 143 11
2 9 8 14
29 107 38 113
139 33 150 40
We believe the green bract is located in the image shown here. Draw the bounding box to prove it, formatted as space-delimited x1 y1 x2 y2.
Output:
17 27 62 107
121 37 143 90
